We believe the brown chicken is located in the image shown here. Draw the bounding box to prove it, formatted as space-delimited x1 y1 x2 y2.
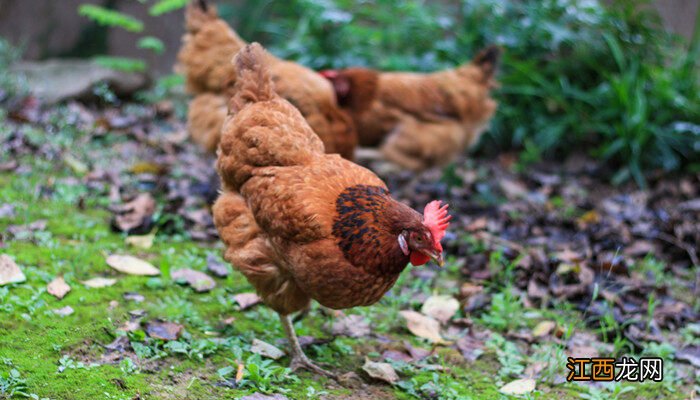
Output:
177 0 356 159
212 43 451 376
321 47 500 170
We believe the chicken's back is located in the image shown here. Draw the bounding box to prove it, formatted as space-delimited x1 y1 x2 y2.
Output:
272 60 357 159
176 1 245 95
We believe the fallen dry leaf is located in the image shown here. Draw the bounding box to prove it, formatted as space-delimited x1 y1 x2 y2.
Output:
123 292 145 302
106 255 160 276
233 293 261 310
362 358 399 384
382 350 413 363
456 334 484 362
82 277 117 288
532 321 555 338
0 204 15 218
421 295 459 324
53 306 74 317
499 378 536 395
332 314 371 338
250 339 285 360
676 346 700 368
403 341 431 361
235 362 245 383
206 254 230 278
399 310 443 343
171 269 216 292
47 277 71 299
111 193 156 234
125 232 155 249
0 254 26 286
459 282 484 299
118 320 141 332
146 321 183 341
500 178 529 200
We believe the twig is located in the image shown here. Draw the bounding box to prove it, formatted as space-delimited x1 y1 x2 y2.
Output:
648 232 699 267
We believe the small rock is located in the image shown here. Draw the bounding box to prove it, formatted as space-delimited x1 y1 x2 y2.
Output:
11 59 147 104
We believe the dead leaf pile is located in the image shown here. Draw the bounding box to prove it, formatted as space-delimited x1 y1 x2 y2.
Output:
378 157 700 349
110 193 156 234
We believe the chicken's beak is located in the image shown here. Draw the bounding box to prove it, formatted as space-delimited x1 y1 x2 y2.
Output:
421 249 444 267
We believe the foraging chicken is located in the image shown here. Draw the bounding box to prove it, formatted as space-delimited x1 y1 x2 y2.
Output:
321 47 500 170
177 0 356 159
212 43 450 376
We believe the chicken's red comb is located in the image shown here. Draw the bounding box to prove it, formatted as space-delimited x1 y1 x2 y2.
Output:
423 200 451 244
319 69 338 79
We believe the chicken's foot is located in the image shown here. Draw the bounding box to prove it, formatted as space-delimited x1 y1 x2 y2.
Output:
279 313 337 379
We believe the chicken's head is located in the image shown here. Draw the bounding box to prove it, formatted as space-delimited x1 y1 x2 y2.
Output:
398 201 451 267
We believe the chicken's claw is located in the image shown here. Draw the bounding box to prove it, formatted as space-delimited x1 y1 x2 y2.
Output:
289 354 337 379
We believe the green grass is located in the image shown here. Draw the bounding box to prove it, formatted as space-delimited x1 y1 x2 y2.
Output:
0 114 693 398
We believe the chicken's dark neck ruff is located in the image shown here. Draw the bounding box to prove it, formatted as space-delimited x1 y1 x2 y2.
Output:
333 184 418 275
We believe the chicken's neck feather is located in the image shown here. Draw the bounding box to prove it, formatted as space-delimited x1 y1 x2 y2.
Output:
332 184 422 275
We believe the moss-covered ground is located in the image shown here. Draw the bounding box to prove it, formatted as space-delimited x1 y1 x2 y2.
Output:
1 164 693 400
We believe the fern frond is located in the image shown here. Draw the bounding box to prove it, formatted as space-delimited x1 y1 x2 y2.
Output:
78 5 144 33
149 0 188 16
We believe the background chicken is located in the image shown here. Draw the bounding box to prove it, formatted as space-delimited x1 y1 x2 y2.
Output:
177 0 356 159
212 43 450 376
321 47 500 170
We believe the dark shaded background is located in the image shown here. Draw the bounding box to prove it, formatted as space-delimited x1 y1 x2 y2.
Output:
0 0 697 77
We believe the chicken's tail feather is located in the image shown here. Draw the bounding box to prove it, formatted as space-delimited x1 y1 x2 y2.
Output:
229 43 276 114
185 0 217 33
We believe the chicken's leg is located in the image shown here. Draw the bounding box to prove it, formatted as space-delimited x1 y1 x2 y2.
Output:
279 313 336 378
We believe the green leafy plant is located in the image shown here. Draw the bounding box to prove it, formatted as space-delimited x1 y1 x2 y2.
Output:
237 354 299 394
0 369 29 399
77 1 186 72
485 333 526 378
230 0 699 185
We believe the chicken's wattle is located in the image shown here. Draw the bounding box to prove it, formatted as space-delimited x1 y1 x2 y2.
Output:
410 252 430 266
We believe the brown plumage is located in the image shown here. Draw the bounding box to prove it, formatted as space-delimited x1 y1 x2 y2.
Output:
212 43 450 376
177 0 356 159
322 47 500 170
